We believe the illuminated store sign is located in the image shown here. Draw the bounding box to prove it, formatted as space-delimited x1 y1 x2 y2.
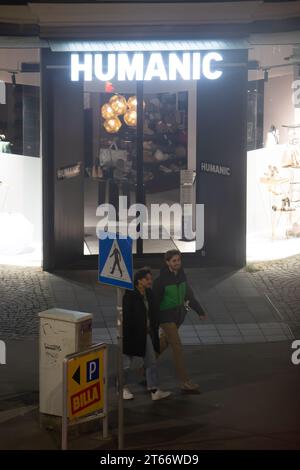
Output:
71 52 223 82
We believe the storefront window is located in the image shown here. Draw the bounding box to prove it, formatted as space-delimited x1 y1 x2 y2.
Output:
142 81 195 254
42 46 246 268
83 70 197 256
0 49 41 266
83 80 139 255
247 44 300 261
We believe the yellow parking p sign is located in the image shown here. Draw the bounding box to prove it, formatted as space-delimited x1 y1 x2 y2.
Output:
66 347 106 420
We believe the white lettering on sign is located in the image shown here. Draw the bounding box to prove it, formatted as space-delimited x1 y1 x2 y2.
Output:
168 52 190 80
94 54 116 81
118 53 144 81
144 53 168 81
201 162 231 176
70 52 223 82
71 53 93 81
202 52 223 80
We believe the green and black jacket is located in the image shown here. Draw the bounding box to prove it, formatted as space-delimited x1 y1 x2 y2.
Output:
153 266 205 325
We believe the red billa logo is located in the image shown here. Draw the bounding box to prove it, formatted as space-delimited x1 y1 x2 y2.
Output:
71 382 101 415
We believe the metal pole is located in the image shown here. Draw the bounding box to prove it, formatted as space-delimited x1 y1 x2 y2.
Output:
136 80 144 256
62 360 68 450
102 347 108 439
117 287 124 450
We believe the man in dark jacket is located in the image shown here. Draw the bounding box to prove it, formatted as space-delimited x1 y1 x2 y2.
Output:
122 267 171 401
153 250 207 392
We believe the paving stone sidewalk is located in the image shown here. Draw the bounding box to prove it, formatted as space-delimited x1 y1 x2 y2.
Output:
1 259 299 343
0 267 52 337
249 255 300 324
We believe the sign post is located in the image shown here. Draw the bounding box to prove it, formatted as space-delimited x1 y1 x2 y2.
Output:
117 287 124 450
98 233 133 450
62 343 108 450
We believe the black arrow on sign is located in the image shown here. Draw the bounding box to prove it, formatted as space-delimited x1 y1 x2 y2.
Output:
72 366 80 385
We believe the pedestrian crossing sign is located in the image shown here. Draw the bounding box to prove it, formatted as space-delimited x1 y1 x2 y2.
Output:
98 233 133 290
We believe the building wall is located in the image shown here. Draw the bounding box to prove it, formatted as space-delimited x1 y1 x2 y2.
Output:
0 49 40 87
41 49 84 270
197 49 248 267
263 74 295 145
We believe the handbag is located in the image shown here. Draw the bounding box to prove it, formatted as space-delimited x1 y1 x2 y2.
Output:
99 142 127 169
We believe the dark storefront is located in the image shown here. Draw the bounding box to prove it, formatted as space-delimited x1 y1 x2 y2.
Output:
41 42 248 271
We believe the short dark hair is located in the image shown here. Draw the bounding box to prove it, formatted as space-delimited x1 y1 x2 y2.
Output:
164 249 182 262
134 267 152 286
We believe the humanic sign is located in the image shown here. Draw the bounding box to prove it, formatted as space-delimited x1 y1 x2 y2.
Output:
71 51 223 82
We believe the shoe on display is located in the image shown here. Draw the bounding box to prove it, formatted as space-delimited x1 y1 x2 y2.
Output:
181 380 200 393
151 389 172 401
123 387 134 400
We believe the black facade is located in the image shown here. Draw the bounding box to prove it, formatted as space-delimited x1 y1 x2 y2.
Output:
42 49 85 271
41 47 248 271
197 49 248 267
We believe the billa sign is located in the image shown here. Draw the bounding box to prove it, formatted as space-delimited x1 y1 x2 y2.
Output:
71 382 101 415
66 347 105 420
71 51 223 82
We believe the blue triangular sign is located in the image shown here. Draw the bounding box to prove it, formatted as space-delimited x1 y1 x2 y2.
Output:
98 233 133 290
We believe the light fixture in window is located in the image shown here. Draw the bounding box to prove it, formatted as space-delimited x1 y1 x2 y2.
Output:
101 94 146 132
101 103 115 120
127 96 137 110
127 96 145 110
109 94 127 115
124 109 137 127
103 116 122 133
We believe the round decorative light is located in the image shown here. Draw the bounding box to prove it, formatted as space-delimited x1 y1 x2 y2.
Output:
101 103 115 120
127 96 145 110
109 94 127 115
124 109 137 127
103 117 122 133
127 96 137 110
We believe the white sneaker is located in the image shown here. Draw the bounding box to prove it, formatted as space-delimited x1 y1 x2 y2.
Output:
123 387 134 400
151 389 171 401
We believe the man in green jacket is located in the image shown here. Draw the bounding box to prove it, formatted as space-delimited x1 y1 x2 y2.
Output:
153 249 207 392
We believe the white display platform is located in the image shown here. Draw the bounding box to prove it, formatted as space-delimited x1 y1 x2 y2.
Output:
247 145 300 262
0 152 42 266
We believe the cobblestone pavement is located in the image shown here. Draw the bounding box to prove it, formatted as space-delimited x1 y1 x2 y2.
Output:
0 266 54 337
248 255 300 336
0 258 300 341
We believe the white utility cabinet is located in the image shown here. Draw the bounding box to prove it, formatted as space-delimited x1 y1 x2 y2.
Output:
39 308 92 416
